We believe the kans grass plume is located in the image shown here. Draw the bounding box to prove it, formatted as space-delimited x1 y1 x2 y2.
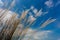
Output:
0 0 56 40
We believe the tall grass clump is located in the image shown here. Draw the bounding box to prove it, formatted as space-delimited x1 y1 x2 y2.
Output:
0 0 56 40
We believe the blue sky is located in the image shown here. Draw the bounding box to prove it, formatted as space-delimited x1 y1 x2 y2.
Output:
0 0 60 40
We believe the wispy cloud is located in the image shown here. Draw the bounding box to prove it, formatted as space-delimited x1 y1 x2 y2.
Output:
23 29 51 40
45 0 54 8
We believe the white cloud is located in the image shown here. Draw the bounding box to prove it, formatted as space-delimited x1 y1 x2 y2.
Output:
22 29 52 40
45 0 54 8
